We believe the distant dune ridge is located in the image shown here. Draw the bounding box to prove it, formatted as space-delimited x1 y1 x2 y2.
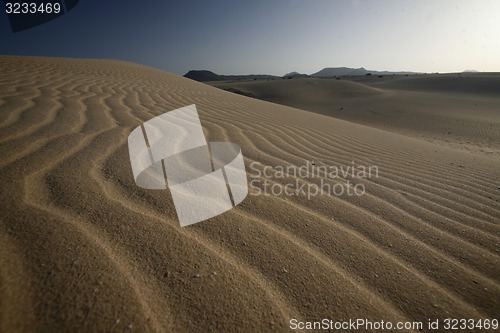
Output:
1 55 499 332
211 74 500 158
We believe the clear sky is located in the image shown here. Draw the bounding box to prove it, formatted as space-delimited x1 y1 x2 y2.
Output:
1 0 499 75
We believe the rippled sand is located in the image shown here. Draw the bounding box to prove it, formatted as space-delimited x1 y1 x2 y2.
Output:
1 56 498 332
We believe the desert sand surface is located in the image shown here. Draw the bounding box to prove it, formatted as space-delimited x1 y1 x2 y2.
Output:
211 74 500 158
0 55 499 332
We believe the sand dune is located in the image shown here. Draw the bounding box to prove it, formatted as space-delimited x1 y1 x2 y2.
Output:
0 56 499 332
212 76 500 158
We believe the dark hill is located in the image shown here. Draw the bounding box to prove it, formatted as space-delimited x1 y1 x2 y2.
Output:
184 70 279 82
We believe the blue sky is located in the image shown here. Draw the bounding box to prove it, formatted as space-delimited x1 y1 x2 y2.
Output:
1 0 499 75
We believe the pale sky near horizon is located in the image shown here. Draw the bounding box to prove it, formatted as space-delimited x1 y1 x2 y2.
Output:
1 0 499 75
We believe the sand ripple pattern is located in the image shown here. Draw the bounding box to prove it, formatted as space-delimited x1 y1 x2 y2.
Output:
0 56 498 332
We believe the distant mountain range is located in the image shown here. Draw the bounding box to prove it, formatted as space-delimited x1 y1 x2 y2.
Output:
311 67 418 77
184 70 279 82
184 67 423 82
